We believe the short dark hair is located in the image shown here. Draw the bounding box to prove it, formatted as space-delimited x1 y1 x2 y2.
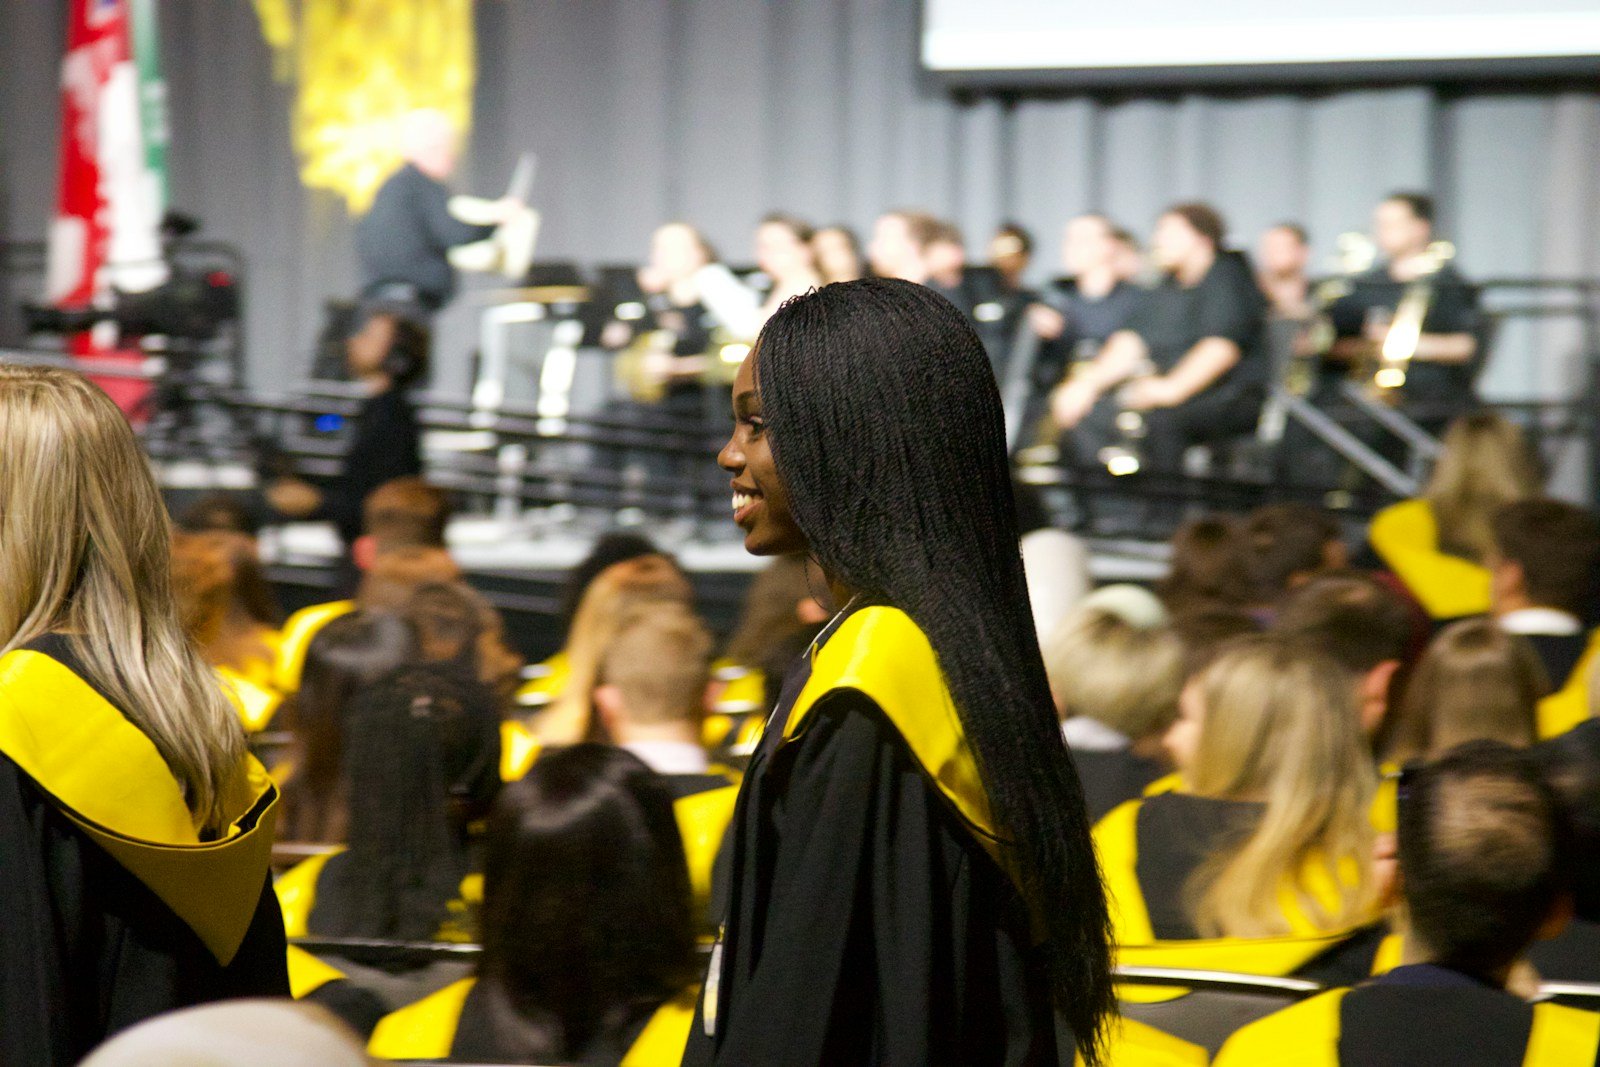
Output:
760 212 815 244
363 477 451 549
1244 504 1342 603
1165 202 1227 248
1492 499 1600 617
1274 573 1414 675
887 210 944 251
1399 741 1571 980
1110 226 1139 251
1385 192 1435 225
1269 221 1309 245
995 221 1033 255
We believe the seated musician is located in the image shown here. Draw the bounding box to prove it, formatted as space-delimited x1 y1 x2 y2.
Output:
602 222 760 413
354 109 526 320
1051 202 1268 478
1215 743 1598 1067
1256 222 1313 321
1490 499 1600 738
1324 192 1480 430
866 209 942 285
988 222 1034 294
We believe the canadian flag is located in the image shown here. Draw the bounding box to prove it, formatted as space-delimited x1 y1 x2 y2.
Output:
46 0 168 415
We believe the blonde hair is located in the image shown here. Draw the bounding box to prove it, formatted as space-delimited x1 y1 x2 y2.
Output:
539 555 693 743
1424 412 1540 563
1043 607 1184 739
1186 636 1377 938
1389 619 1545 762
600 603 714 726
0 366 244 833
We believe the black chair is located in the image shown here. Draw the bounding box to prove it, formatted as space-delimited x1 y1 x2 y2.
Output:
1115 965 1323 1056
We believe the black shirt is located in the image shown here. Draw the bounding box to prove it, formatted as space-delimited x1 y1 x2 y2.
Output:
1071 747 1167 824
355 163 496 310
1044 278 1144 352
1134 791 1263 940
1124 251 1268 394
327 385 423 546
1327 262 1479 340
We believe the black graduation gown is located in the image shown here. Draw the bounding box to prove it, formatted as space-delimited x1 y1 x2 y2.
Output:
682 607 1058 1067
0 638 287 1065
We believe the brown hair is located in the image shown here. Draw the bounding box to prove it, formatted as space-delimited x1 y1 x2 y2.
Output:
1491 499 1600 617
722 553 824 666
363 477 451 550
1389 619 1546 762
1158 516 1252 614
357 546 463 610
1424 412 1540 564
1164 202 1227 248
1274 573 1415 676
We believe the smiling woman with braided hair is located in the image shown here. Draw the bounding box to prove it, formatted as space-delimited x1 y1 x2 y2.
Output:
683 278 1115 1066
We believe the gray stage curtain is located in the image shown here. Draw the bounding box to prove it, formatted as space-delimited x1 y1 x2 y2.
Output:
3 0 1599 405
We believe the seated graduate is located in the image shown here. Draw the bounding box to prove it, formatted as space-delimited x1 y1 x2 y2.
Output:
0 366 287 1064
175 496 285 680
683 278 1114 1066
594 603 734 798
534 554 694 749
275 476 455 693
1489 498 1600 738
276 661 501 949
1215 742 1599 1066
274 611 419 844
1387 619 1545 764
1368 411 1540 620
1155 515 1256 618
170 530 286 732
1095 634 1379 945
1241 503 1348 618
1050 202 1268 479
1044 595 1185 821
400 581 524 711
367 745 700 1065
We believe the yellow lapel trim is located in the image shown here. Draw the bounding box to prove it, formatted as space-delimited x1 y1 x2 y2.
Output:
1526 1002 1600 1066
781 606 1003 863
367 977 475 1059
0 650 277 965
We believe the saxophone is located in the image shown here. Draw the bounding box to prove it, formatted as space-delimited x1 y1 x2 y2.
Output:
1365 241 1455 402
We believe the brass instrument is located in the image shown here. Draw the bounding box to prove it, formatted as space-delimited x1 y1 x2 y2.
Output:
1290 232 1377 396
615 324 748 403
1096 357 1157 477
1365 240 1455 401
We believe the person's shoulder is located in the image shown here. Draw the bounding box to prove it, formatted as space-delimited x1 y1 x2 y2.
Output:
1213 988 1346 1066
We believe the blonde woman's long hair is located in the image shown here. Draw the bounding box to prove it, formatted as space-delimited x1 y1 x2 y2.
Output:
1388 619 1545 763
537 555 694 744
0 367 245 834
1423 411 1540 563
1185 636 1377 938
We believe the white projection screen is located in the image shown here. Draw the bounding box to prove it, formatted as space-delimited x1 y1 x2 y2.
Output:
922 0 1600 87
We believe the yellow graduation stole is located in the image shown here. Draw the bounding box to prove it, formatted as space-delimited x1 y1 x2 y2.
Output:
1536 628 1600 740
216 664 283 734
780 605 1006 869
273 599 357 693
0 649 277 965
1368 499 1491 620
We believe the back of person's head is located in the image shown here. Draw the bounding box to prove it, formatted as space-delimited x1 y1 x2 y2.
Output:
722 552 825 667
177 493 262 539
169 531 234 651
1158 516 1252 613
355 545 462 610
0 366 243 834
1177 635 1377 937
285 611 418 843
1491 498 1600 617
1243 504 1344 605
1044 606 1184 741
1425 412 1541 564
1532 722 1600 921
545 555 694 743
401 581 485 670
1400 741 1571 981
317 663 502 940
1389 620 1545 763
1274 572 1414 678
78 1000 371 1067
597 604 713 733
1170 606 1263 678
471 745 695 1063
361 477 450 551
559 532 660 631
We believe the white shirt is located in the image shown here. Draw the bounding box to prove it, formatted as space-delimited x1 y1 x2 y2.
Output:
1499 607 1583 637
621 740 711 777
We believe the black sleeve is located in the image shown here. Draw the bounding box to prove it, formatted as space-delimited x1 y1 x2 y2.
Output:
0 756 76 1066
700 694 1052 1067
410 169 498 252
1195 256 1266 348
1421 271 1479 335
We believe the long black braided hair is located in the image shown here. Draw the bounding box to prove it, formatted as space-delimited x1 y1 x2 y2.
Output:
754 277 1115 1061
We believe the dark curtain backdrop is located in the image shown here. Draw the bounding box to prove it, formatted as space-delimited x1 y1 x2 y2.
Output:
4 0 1600 412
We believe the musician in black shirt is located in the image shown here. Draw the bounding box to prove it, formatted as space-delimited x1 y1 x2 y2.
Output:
354 110 522 315
1052 203 1267 478
1325 192 1480 426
